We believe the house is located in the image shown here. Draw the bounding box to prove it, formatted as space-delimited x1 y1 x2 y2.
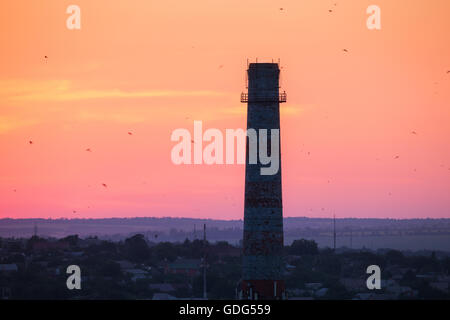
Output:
354 293 374 300
381 279 397 288
152 293 177 300
149 283 175 293
369 293 397 300
305 283 322 290
315 288 329 297
287 288 308 296
125 269 151 282
0 264 18 273
165 259 201 277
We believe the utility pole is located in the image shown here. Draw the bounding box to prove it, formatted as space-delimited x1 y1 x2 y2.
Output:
350 227 353 249
203 224 207 300
333 214 336 252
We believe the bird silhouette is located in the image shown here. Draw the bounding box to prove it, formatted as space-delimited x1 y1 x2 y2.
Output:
343 49 348 53
102 183 108 188
447 70 450 74
29 140 33 145
411 131 417 135
86 148 92 152
329 10 333 12
128 132 133 135
394 156 399 159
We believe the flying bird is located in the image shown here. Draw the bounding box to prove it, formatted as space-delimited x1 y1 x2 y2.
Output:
102 183 108 188
329 9 333 12
73 210 77 214
86 148 92 152
343 49 348 53
128 132 133 135
447 70 450 74
411 131 417 135
29 140 33 145
394 156 400 159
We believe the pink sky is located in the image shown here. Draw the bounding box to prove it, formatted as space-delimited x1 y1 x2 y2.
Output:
0 0 449 219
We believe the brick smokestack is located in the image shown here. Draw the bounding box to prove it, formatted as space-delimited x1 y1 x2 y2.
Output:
240 62 286 300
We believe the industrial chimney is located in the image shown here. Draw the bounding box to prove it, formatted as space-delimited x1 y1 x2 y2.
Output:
240 62 286 300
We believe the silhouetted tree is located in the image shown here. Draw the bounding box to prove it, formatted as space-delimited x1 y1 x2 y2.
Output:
124 234 150 262
289 239 319 255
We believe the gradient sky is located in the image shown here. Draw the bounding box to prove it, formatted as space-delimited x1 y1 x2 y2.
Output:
0 0 449 219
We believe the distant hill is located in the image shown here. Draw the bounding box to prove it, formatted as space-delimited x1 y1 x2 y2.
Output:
1 217 449 251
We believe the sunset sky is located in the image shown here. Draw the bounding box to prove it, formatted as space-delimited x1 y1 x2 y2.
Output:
0 0 449 219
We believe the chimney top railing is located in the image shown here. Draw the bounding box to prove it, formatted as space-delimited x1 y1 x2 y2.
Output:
240 91 286 103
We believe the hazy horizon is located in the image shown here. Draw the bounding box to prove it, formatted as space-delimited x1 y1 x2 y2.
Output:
1 0 449 220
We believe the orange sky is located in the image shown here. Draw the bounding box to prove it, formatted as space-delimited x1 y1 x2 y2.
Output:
0 0 449 219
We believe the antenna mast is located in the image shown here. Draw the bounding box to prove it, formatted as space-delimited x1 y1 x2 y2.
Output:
203 224 207 299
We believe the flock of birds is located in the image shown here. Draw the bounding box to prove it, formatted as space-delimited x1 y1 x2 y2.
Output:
17 8 450 215
27 131 132 198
